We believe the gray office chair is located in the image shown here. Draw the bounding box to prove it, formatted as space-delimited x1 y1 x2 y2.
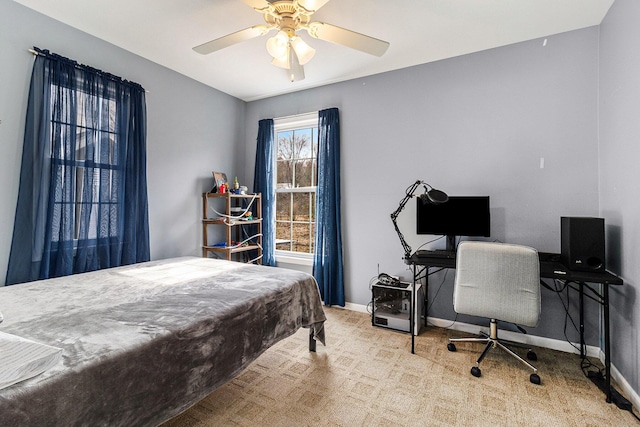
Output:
447 241 542 384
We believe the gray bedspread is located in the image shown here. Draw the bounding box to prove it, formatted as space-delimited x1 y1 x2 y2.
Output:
0 257 326 426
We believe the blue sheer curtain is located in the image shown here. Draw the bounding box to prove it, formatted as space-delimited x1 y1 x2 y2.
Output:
5 48 149 285
313 108 345 306
253 118 276 266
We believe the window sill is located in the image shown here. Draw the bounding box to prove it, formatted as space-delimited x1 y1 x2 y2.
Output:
275 253 314 267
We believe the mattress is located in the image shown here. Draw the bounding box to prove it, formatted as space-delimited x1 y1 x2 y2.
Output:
0 257 326 426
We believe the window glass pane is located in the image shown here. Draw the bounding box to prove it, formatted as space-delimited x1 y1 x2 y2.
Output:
276 192 291 221
292 192 311 221
293 159 314 188
310 222 315 253
275 222 292 249
276 160 293 188
292 192 314 254
312 128 318 186
76 130 87 162
312 161 317 188
294 128 313 160
292 223 312 253
312 127 318 148
277 130 293 160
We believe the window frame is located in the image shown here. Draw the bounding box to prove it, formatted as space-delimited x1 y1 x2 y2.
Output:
273 112 318 263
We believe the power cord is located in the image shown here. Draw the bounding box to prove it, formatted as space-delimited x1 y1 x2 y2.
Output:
239 224 263 264
423 268 455 328
209 193 258 224
414 235 448 253
546 277 637 417
209 195 263 264
426 268 449 315
402 262 453 329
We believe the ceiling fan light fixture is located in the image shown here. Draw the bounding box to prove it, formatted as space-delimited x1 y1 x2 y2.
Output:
290 36 315 65
266 30 289 59
270 44 305 82
271 50 290 69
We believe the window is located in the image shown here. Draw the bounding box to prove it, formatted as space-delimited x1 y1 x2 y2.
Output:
6 48 149 285
50 84 120 243
274 113 318 256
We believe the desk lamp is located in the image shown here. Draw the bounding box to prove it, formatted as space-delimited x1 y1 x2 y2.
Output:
391 180 449 261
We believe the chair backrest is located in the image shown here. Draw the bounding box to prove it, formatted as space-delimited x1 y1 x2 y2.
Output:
453 241 541 327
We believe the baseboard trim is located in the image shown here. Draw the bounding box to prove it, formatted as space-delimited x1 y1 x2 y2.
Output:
343 302 368 313
337 303 639 410
427 316 600 357
610 361 640 412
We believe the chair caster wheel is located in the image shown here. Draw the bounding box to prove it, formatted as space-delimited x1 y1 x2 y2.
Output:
471 366 481 378
447 343 457 352
530 373 541 385
527 350 537 361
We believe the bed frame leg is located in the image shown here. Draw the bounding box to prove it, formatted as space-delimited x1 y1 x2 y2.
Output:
309 329 316 352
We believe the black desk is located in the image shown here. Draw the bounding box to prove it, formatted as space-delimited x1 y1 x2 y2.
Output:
407 251 623 403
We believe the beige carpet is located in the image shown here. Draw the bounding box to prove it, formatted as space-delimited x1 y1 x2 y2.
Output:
163 307 637 426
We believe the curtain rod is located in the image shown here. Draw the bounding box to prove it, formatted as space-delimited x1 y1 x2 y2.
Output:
28 48 149 93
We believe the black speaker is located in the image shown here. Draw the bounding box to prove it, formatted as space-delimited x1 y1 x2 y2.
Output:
561 217 605 272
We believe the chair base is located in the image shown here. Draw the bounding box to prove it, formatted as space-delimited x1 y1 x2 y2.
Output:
447 319 540 384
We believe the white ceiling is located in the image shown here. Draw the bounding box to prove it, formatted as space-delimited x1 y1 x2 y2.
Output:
14 0 614 102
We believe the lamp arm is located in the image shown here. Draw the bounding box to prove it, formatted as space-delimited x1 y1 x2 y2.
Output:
391 214 412 261
390 180 423 260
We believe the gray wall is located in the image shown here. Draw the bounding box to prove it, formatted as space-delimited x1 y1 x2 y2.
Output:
0 0 246 281
245 27 602 345
599 0 640 400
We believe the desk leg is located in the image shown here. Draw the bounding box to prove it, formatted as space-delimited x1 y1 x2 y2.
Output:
604 284 612 403
424 266 429 330
579 282 585 359
411 263 416 354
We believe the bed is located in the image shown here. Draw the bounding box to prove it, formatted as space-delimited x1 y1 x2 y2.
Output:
0 256 326 426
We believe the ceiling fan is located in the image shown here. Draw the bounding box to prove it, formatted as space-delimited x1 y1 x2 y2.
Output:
193 0 390 82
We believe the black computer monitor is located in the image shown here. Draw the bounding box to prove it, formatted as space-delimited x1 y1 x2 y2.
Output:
416 196 491 251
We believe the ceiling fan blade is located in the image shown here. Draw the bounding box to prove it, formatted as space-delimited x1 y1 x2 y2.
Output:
297 0 332 12
193 25 271 55
240 0 272 11
307 22 389 57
